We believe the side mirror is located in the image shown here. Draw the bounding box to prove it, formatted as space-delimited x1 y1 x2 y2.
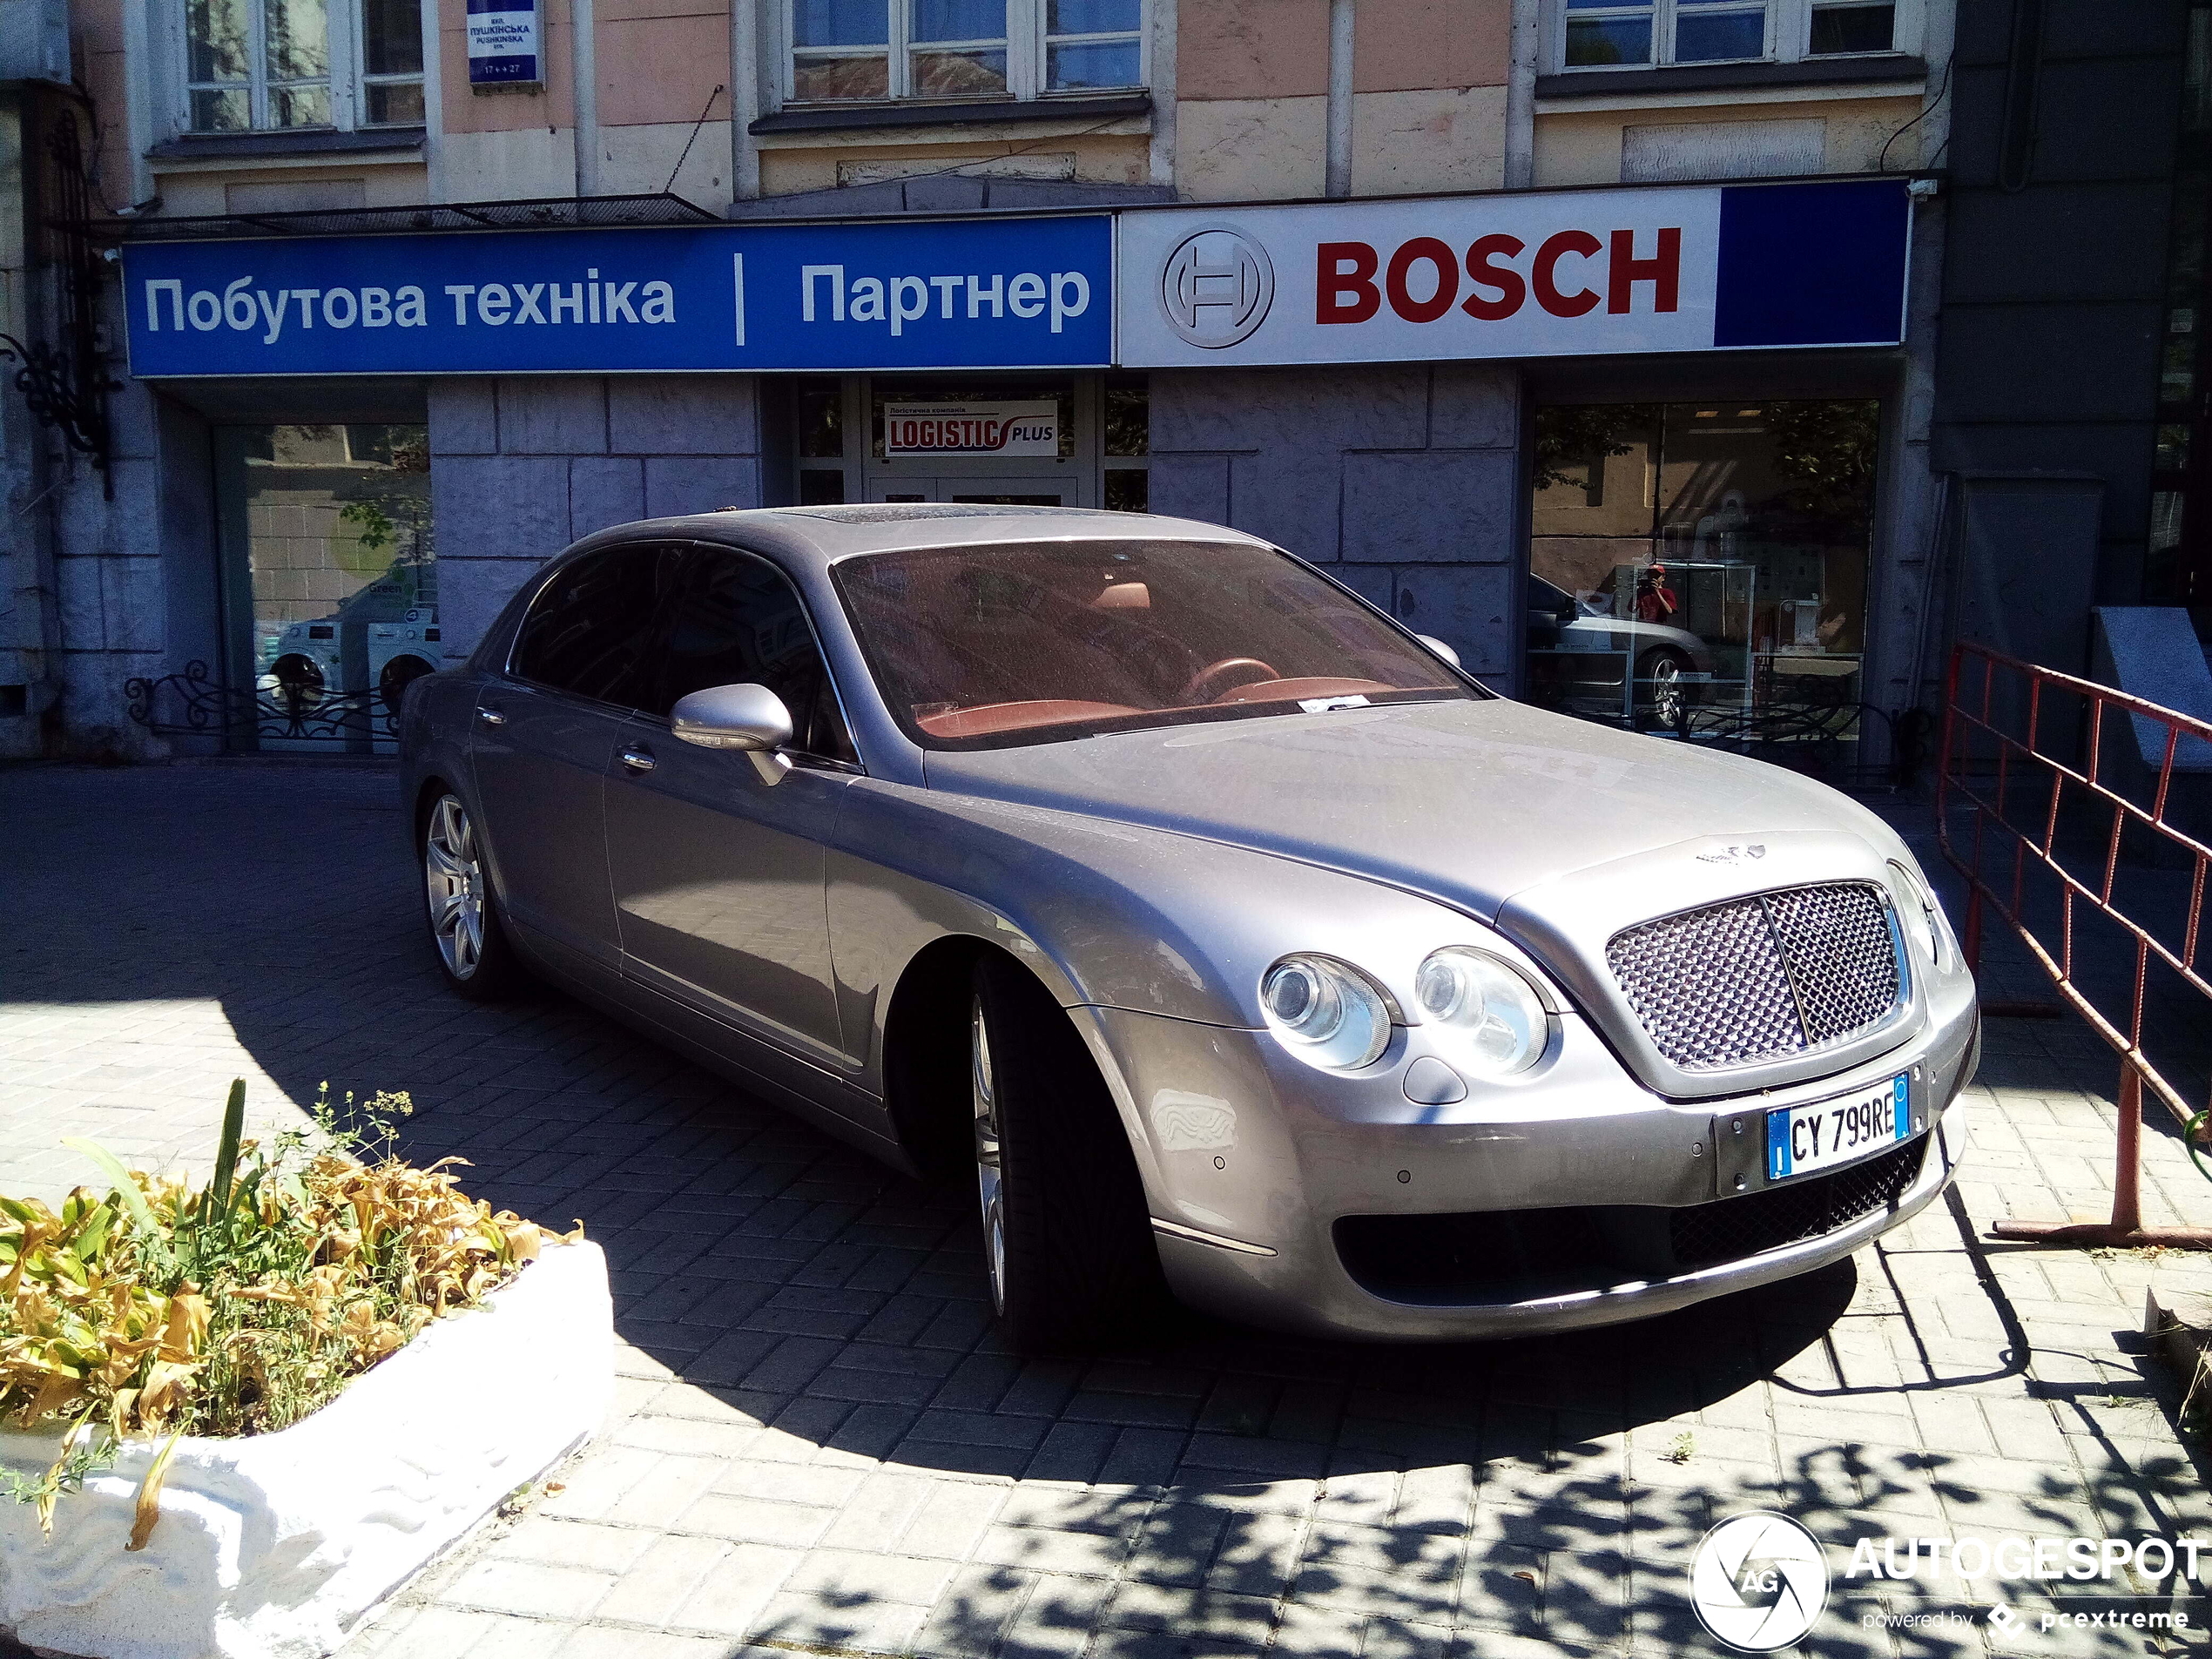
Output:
1415 634 1462 670
671 683 794 785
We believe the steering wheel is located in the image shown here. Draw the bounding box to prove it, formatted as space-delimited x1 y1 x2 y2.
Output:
1179 658 1280 704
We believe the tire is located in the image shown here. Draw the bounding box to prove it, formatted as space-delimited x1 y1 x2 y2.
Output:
421 791 525 1001
1635 647 1694 733
971 954 1163 1352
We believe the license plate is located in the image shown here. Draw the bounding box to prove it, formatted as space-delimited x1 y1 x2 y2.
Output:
1765 1074 1912 1182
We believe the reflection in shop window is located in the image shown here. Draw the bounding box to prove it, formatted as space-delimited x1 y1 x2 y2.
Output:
1526 400 1876 749
1104 371 1149 512
222 422 434 752
796 381 846 458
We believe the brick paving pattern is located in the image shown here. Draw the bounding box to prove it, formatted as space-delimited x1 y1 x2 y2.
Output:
4 760 2212 1657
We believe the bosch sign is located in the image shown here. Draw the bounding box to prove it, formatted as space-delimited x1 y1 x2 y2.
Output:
1119 179 1911 368
1314 228 1682 325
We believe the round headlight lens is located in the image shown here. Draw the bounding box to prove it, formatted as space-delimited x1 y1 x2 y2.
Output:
1260 954 1393 1070
1414 948 1548 1077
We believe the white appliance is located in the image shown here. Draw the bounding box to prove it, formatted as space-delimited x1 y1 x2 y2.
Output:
262 617 349 703
367 618 442 752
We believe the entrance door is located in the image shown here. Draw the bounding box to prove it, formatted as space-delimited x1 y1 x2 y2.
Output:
868 478 1068 506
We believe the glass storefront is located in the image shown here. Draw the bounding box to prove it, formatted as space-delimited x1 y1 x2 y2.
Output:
1527 399 1878 749
214 421 434 752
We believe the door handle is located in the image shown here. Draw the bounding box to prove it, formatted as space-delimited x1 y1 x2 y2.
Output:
618 745 656 773
476 707 506 728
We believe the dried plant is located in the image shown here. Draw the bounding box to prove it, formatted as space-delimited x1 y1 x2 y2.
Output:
0 1081 577 1541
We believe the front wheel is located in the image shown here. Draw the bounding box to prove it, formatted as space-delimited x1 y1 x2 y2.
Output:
971 956 1163 1351
422 792 523 1001
1636 648 1694 733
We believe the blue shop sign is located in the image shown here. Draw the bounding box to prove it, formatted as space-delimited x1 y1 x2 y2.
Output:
121 215 1114 377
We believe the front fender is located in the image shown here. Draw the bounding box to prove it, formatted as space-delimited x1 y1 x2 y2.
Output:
826 776 1517 1091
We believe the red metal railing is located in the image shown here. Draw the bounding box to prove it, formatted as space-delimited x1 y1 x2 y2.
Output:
1937 640 2212 1248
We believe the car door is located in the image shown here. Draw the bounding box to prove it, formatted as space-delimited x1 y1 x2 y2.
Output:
469 543 684 970
604 543 859 1065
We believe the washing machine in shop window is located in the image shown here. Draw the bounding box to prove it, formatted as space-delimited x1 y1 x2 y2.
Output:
262 619 348 711
368 618 441 749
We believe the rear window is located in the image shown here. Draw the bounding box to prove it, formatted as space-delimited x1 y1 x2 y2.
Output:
833 539 1475 750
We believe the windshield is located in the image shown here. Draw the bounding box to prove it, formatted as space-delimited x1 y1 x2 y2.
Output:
834 539 1478 748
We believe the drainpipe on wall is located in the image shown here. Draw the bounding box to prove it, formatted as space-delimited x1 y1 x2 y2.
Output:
1505 0 1540 189
730 0 761 200
571 0 601 196
1325 0 1352 199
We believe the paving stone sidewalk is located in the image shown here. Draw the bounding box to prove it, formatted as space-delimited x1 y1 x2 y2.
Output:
5 760 2212 1658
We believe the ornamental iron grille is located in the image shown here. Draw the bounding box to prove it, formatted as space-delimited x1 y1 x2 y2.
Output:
0 98 112 493
125 659 426 751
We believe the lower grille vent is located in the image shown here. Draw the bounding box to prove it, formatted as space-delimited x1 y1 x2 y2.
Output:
1669 1136 1927 1270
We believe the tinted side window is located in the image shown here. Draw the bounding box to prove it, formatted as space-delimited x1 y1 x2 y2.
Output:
511 545 683 707
646 550 857 764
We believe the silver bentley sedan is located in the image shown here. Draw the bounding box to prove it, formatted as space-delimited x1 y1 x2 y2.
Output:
400 505 1978 1347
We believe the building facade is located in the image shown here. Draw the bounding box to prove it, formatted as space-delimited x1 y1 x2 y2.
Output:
3 0 1999 772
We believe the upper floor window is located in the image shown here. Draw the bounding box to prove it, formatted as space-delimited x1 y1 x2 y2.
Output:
1558 0 1900 71
185 0 423 133
787 0 1142 104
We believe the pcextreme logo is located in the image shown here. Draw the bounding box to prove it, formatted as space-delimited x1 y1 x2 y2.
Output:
1689 1512 1830 1651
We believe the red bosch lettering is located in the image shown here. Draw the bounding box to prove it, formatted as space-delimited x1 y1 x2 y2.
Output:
1317 242 1381 325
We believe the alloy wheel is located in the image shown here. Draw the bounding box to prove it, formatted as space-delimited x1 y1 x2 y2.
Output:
1649 656 1687 731
425 794 487 979
972 997 1008 1314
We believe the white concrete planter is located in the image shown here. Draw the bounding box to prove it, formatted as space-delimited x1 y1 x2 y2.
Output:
0 1240 612 1659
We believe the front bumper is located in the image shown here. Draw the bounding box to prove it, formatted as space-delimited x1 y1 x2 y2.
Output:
1079 988 1979 1342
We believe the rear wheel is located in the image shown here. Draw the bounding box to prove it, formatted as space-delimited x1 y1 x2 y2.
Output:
971 955 1161 1351
422 792 523 1001
1636 647 1693 732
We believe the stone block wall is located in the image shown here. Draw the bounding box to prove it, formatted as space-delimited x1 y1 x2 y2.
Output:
41 377 182 760
1148 363 1524 683
430 374 763 666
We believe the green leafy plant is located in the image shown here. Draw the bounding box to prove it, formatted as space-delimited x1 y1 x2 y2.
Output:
0 1082 574 1540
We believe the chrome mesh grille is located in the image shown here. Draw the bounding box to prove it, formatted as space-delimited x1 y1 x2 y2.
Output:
1606 883 1903 1070
1763 884 1903 1043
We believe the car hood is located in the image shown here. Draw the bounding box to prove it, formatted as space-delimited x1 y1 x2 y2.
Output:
921 698 1892 921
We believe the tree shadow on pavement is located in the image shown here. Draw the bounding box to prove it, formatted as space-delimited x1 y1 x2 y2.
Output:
10 766 2211 1656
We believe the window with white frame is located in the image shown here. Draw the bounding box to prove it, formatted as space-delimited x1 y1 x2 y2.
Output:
184 0 423 132
787 0 1142 104
1557 0 1902 71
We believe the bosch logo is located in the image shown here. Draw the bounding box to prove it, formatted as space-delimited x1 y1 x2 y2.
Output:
1158 227 1273 348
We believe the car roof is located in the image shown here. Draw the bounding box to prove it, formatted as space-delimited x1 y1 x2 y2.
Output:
559 503 1272 575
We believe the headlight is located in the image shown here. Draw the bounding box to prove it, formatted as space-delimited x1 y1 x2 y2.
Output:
1414 948 1548 1078
1889 860 1950 969
1260 954 1393 1070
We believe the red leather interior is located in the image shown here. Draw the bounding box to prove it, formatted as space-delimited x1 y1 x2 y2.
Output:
1212 677 1396 705
917 699 1145 738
